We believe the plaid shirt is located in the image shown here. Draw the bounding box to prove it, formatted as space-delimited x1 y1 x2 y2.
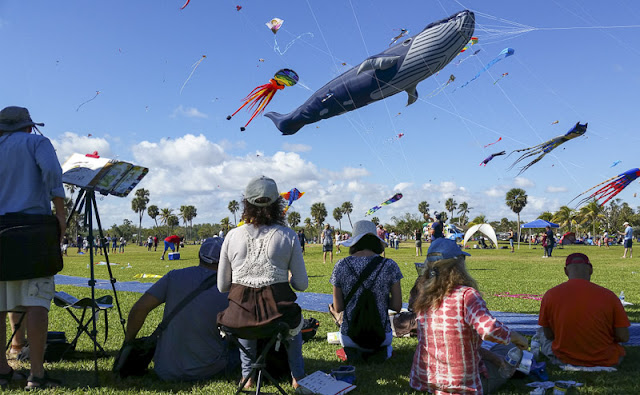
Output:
410 286 511 394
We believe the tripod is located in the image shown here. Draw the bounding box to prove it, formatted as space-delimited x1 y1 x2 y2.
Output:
66 188 126 385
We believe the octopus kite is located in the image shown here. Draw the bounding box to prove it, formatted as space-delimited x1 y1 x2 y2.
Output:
480 151 506 166
458 48 514 89
281 187 304 214
570 168 640 207
508 122 587 176
365 193 403 216
227 69 298 131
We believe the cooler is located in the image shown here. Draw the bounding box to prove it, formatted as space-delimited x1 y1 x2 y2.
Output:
168 252 180 260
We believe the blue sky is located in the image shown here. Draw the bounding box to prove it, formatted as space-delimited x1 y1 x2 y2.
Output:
2 0 640 228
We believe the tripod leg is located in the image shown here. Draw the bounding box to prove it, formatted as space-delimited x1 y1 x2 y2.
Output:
91 193 126 335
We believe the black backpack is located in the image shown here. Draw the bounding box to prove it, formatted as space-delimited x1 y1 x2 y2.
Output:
345 256 386 350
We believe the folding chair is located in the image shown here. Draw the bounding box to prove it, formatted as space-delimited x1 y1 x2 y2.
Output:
53 291 113 355
219 322 290 395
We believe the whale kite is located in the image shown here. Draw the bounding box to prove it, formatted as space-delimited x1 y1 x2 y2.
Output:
265 10 475 135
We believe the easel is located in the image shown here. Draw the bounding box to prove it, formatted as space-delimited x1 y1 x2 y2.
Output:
66 187 126 385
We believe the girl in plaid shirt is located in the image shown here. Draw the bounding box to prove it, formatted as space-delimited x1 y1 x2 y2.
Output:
409 239 528 394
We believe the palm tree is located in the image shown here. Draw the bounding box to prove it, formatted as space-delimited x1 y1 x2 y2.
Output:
469 215 487 226
310 202 328 236
167 215 180 234
228 200 240 225
147 205 159 232
457 202 471 226
304 217 314 240
341 201 353 229
220 217 231 232
505 188 528 248
418 201 430 221
445 198 457 224
333 207 343 231
577 199 605 237
179 205 197 241
552 206 576 232
287 211 301 228
131 188 150 245
159 208 173 235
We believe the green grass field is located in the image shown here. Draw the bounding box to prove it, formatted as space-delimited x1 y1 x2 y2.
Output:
3 241 639 394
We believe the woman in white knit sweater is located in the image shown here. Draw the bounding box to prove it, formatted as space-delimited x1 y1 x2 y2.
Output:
217 176 308 389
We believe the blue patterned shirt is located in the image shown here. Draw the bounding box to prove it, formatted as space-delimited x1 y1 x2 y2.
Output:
0 132 65 215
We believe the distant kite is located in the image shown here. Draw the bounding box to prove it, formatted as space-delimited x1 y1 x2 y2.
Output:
570 168 640 207
365 193 403 216
180 55 206 94
227 69 299 131
484 137 502 148
508 122 587 176
458 48 514 89
389 29 409 46
180 0 190 9
397 133 404 139
76 91 100 112
493 72 509 85
610 160 622 168
551 120 559 125
480 151 506 166
281 187 304 214
236 5 242 11
266 18 283 34
459 37 478 53
455 49 481 66
427 74 456 98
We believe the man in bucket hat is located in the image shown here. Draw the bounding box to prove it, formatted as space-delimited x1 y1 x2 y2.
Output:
0 106 66 389
538 253 630 367
126 237 238 381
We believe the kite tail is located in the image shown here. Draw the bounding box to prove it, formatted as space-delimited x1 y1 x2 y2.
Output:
568 174 619 205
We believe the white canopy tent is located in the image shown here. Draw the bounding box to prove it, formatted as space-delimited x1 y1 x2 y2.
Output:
463 224 498 249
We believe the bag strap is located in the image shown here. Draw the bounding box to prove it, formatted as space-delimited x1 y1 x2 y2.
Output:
150 272 218 337
343 256 384 307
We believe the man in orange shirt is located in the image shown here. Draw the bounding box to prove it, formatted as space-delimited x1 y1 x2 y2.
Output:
538 253 629 366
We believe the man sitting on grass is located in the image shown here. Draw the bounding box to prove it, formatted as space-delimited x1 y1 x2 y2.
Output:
538 253 630 367
126 237 238 381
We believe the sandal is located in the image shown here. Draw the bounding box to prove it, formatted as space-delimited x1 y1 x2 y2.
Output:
25 373 61 391
0 367 27 389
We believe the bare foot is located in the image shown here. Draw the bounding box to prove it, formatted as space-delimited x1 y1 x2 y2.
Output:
242 377 255 389
292 377 301 389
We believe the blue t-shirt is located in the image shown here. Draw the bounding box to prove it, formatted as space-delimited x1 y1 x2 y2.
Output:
330 255 403 336
624 226 633 240
147 266 231 381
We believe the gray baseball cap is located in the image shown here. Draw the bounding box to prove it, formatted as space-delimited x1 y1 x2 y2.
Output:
245 176 280 207
0 106 44 132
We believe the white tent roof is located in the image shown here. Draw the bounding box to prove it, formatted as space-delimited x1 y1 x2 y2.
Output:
463 223 498 248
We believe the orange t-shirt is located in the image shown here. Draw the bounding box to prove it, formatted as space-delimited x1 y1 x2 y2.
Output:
539 278 629 366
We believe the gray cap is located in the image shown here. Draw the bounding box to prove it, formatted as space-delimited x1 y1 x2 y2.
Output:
0 106 44 132
245 176 280 207
199 237 224 265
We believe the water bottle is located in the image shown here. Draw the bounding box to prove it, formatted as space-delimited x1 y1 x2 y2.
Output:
619 291 625 304
498 347 522 378
530 338 541 359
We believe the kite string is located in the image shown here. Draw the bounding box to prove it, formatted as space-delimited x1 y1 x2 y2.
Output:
347 0 416 185
304 0 401 183
273 32 315 56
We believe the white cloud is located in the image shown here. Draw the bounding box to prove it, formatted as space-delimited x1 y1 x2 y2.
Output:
514 177 535 188
545 186 568 193
51 132 112 164
484 186 507 198
281 142 312 152
170 105 208 119
393 182 413 191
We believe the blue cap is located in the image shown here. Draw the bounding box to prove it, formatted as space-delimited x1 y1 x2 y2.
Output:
199 237 224 265
426 238 470 262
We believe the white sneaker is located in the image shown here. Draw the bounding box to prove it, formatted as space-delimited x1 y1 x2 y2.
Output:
542 256 547 258
160 256 164 260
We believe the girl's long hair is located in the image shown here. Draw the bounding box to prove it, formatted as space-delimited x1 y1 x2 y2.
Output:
411 256 478 313
241 197 286 226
